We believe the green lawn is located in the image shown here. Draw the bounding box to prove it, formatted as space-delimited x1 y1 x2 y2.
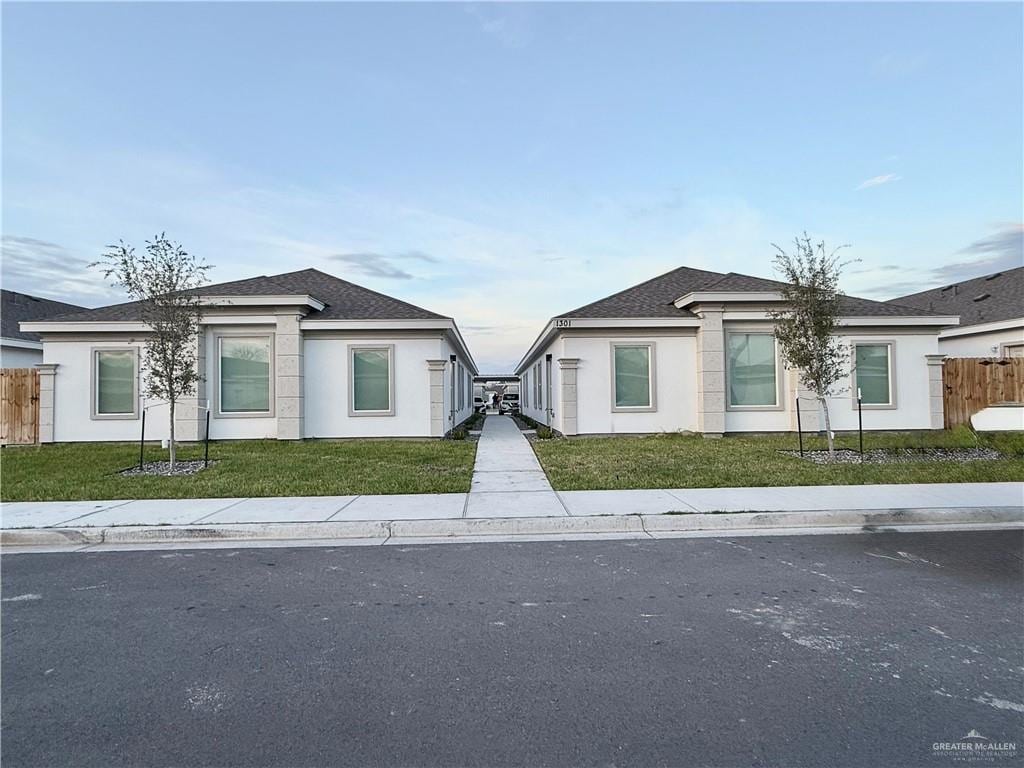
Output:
1 439 477 501
531 429 1024 491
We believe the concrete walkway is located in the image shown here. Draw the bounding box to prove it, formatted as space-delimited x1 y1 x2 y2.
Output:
1 483 1021 531
467 415 567 518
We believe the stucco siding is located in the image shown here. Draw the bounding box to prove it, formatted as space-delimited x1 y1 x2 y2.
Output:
562 333 698 435
304 335 440 438
1 344 43 368
938 325 1024 358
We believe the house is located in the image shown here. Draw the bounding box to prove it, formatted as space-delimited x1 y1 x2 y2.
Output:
1 290 85 368
19 268 477 442
515 266 958 437
889 267 1023 358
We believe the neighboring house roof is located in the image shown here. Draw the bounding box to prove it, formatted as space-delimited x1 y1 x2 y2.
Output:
1 290 86 343
888 266 1024 327
559 266 940 319
39 268 448 323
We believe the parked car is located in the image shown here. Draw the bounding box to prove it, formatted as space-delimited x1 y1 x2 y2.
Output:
474 396 487 413
499 393 520 414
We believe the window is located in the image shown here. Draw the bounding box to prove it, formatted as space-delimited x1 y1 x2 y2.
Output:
1002 343 1024 359
727 333 778 408
350 345 393 415
458 363 465 410
92 348 137 418
523 371 529 407
219 336 272 414
534 363 542 408
854 343 894 407
612 343 656 411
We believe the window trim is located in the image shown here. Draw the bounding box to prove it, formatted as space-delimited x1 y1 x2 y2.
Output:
348 343 396 417
610 341 658 413
851 340 897 410
1000 342 1024 359
214 332 276 419
725 332 783 411
90 346 140 420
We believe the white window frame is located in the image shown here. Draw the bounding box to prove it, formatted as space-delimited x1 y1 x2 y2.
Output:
610 342 658 413
725 332 783 411
348 344 395 417
90 347 139 420
1000 342 1024 358
523 371 529 408
851 340 897 410
214 332 275 418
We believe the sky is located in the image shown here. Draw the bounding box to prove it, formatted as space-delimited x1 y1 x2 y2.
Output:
2 2 1022 371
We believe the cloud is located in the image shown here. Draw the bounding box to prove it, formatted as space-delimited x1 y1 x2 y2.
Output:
855 223 1023 298
0 235 120 305
856 174 902 191
872 52 927 78
328 250 440 280
464 4 534 49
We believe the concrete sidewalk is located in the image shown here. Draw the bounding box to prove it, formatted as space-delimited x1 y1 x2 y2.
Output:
2 482 1021 530
468 415 565 517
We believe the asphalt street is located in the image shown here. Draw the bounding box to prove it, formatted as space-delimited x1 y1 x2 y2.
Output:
2 530 1022 768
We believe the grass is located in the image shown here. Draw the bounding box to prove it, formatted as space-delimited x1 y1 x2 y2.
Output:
531 428 1024 491
1 439 478 501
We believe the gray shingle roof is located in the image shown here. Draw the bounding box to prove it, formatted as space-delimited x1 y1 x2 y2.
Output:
888 267 1023 327
559 267 943 319
2 290 87 342
38 268 448 323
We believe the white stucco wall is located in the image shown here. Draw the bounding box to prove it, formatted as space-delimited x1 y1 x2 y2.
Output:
303 333 474 438
41 324 476 442
520 325 941 436
723 327 939 433
43 337 167 443
520 338 559 427
1 343 43 368
562 333 699 435
938 325 1024 358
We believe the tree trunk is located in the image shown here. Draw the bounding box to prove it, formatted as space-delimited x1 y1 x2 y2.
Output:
819 395 835 459
169 397 176 470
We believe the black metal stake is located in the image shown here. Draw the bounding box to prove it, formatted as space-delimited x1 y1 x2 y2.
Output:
795 396 804 457
204 409 211 468
139 409 146 470
857 389 864 462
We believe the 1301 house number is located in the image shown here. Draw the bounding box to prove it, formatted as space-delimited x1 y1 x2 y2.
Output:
554 319 572 328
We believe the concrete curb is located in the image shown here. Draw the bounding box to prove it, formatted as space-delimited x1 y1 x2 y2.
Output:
2 506 1021 549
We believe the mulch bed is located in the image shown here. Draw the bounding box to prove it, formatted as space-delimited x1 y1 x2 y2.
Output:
781 447 1003 465
120 460 215 477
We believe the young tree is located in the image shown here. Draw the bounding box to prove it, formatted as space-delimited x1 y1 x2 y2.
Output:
94 234 211 469
768 233 853 459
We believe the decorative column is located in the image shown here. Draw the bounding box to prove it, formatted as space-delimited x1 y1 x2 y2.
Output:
427 359 448 437
36 363 58 443
174 332 207 441
275 312 304 440
926 354 946 430
696 306 725 437
558 358 579 436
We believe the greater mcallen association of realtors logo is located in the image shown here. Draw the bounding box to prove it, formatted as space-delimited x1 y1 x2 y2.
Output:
933 730 1018 762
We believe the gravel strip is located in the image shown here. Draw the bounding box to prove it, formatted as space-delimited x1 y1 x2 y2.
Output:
781 447 1003 465
120 460 215 477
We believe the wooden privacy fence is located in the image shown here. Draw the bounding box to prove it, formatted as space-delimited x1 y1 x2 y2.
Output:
1 368 41 445
943 357 1023 429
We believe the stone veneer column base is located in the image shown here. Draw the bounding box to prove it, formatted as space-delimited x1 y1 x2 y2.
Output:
35 363 58 443
926 354 946 430
427 359 448 437
557 358 579 436
275 312 304 440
